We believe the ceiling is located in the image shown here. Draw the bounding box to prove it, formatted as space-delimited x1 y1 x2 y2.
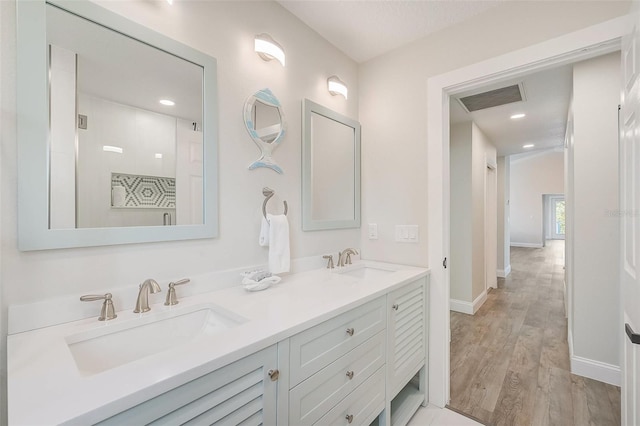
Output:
450 65 573 156
279 0 572 157
278 0 504 63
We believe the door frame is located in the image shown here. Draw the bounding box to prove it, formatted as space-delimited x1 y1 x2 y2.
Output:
485 162 498 292
427 16 630 407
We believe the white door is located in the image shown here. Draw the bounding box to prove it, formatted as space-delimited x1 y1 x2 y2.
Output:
620 9 640 425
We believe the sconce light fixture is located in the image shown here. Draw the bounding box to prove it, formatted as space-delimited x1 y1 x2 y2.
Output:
255 33 285 66
327 75 348 99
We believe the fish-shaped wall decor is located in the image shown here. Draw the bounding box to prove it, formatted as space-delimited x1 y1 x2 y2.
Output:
243 88 286 174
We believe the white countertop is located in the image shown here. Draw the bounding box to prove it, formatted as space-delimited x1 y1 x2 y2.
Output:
8 261 429 425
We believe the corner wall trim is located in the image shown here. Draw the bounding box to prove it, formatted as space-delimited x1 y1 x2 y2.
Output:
450 289 487 315
510 242 543 248
568 329 621 386
497 265 511 278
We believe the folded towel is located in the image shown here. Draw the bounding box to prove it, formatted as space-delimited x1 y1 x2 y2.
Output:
259 216 270 246
267 214 290 273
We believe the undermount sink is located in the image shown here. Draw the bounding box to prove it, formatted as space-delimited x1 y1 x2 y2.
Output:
337 265 395 280
66 304 246 376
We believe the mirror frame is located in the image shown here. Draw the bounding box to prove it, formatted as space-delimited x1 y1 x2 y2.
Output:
17 0 219 250
301 99 361 231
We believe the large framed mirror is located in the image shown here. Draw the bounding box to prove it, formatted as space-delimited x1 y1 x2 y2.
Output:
302 99 361 231
17 0 218 250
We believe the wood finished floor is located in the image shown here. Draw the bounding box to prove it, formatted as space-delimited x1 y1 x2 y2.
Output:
449 241 621 426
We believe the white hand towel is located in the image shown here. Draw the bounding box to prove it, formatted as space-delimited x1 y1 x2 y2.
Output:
259 216 270 246
267 214 290 273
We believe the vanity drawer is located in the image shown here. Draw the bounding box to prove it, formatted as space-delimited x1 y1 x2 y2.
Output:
314 366 385 426
289 297 386 386
289 331 385 425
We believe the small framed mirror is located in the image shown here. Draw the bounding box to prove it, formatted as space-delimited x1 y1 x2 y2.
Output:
302 99 361 231
17 0 218 250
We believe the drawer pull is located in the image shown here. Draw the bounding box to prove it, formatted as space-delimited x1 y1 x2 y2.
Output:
346 327 355 336
392 303 399 311
345 414 354 424
346 370 354 380
268 369 279 381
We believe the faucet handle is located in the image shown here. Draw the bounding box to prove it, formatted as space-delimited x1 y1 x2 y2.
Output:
80 293 117 321
322 255 335 269
165 278 191 306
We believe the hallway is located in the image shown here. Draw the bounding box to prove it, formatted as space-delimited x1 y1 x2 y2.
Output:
449 241 620 425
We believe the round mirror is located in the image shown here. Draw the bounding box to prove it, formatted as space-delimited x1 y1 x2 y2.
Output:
243 88 286 174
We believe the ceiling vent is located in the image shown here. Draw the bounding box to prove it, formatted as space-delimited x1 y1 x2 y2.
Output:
458 83 525 112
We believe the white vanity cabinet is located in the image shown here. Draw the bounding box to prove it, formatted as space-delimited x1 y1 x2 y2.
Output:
7 264 430 425
96 345 278 426
287 297 387 425
385 277 428 426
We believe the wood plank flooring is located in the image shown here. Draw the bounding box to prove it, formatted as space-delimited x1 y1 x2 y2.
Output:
449 241 620 426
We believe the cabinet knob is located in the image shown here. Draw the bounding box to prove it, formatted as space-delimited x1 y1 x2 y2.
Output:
346 370 354 380
346 327 355 336
268 369 279 381
345 414 354 424
392 303 399 311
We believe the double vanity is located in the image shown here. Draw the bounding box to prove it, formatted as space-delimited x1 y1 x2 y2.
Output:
8 262 429 425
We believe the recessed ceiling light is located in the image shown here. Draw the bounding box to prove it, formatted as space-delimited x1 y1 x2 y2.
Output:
159 99 175 106
523 144 534 149
511 113 526 119
155 153 163 159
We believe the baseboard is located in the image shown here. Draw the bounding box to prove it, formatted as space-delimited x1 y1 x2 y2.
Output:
510 242 543 248
472 290 487 313
450 289 487 315
449 299 473 315
568 329 621 386
497 265 511 278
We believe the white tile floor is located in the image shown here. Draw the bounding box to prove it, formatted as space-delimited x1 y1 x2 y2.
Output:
407 405 483 426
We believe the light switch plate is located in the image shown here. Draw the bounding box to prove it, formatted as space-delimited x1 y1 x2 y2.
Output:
395 225 419 243
368 223 378 240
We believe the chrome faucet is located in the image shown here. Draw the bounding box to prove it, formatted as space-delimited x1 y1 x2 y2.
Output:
133 278 161 313
338 248 359 267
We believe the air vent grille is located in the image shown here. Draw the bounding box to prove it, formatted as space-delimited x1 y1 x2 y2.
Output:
459 84 523 112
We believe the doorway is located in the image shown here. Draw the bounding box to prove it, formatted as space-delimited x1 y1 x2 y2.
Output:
543 194 566 245
426 18 627 407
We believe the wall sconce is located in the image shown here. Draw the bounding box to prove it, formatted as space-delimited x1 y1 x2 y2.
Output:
327 75 348 99
255 33 285 67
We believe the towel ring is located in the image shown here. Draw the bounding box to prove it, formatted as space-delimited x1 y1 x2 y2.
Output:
262 187 288 220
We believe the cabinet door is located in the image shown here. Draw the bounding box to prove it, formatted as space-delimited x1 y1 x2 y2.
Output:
97 346 278 426
387 278 426 399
